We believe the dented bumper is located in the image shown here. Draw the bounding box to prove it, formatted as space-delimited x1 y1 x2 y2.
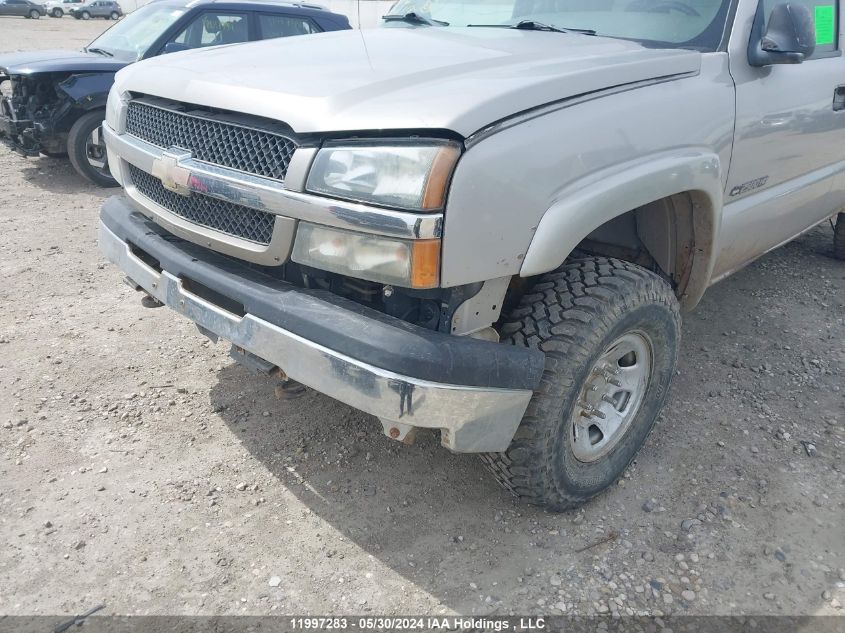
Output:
98 195 544 452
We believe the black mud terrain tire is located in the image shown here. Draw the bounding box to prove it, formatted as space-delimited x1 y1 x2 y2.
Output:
834 213 845 261
68 110 117 187
482 256 681 511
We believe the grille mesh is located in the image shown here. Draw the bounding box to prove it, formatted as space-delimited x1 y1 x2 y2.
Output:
126 101 297 181
128 164 275 245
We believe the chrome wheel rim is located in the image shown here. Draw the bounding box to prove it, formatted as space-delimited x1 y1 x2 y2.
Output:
85 124 109 176
570 331 653 463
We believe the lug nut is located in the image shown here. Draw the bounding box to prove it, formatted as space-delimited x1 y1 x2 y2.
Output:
601 370 623 387
578 402 607 420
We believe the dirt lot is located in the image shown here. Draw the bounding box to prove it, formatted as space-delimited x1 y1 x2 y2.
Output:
1 16 844 620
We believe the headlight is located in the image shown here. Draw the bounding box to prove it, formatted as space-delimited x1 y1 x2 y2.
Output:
305 142 460 211
292 222 440 289
104 84 123 132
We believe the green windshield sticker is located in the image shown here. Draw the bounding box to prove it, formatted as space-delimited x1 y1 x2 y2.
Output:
815 5 835 46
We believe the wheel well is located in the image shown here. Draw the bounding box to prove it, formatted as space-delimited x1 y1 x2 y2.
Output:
573 191 713 306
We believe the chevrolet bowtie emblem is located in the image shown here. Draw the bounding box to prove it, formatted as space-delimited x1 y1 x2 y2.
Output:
151 148 193 196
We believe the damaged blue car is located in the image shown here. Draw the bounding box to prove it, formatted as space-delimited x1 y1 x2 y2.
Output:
0 0 349 185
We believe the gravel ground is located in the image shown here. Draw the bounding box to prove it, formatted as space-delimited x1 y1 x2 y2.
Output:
1 17 844 620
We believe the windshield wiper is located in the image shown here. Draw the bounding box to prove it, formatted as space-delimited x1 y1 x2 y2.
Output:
514 20 567 33
86 47 114 57
468 20 596 35
382 12 449 26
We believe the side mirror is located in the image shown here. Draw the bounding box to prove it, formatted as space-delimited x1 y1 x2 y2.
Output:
749 3 816 67
163 42 189 54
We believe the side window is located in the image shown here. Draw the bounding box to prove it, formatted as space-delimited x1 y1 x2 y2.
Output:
257 13 320 39
762 0 839 58
171 12 249 48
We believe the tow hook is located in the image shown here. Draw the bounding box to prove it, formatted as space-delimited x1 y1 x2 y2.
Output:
228 345 308 400
140 295 164 308
123 275 163 308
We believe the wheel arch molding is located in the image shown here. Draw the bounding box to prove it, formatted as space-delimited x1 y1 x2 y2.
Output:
520 149 723 310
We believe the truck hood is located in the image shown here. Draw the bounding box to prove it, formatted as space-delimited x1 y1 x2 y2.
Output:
0 50 128 76
115 28 701 137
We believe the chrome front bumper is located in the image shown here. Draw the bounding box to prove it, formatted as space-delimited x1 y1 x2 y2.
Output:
98 204 540 453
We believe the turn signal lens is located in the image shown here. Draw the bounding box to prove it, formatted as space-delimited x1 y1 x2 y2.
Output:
421 145 461 210
410 240 441 289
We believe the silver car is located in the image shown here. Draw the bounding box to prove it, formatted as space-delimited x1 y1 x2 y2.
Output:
99 0 845 510
70 0 120 19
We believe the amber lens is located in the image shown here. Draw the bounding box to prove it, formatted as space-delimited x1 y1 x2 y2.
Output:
410 240 441 289
421 145 461 210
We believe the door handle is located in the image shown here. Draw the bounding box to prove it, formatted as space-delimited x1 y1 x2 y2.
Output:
834 86 845 111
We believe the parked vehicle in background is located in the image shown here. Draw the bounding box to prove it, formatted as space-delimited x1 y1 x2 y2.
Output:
44 0 83 17
69 0 122 19
100 0 845 510
0 0 46 18
0 0 350 186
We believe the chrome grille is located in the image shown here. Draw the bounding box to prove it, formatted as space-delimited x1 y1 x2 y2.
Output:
125 101 297 181
128 164 275 245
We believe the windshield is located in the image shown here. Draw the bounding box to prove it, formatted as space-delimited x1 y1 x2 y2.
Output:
86 4 187 62
385 0 734 51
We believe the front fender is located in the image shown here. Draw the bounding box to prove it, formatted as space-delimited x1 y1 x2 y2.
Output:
521 149 723 308
439 56 734 297
57 72 115 110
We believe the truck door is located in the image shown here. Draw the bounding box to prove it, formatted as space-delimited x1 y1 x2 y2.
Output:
716 0 845 279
